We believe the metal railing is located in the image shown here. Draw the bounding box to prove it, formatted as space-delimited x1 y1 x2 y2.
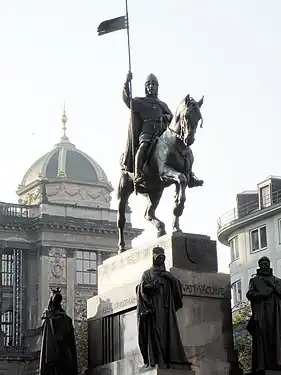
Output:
218 188 281 232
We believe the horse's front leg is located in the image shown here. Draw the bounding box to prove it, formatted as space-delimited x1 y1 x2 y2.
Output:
162 168 188 232
144 189 166 237
173 173 187 231
117 172 134 253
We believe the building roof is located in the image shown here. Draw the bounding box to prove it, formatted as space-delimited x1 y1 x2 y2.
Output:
20 109 109 187
237 190 258 195
21 139 109 186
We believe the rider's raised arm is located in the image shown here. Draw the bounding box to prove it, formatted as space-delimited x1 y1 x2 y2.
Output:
122 82 141 112
122 80 131 109
122 72 140 112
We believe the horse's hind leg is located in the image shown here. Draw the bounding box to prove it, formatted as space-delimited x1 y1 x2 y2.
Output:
144 189 166 237
117 172 134 253
172 184 181 231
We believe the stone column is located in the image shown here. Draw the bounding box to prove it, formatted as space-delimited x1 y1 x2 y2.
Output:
38 246 50 325
26 247 38 329
66 248 75 319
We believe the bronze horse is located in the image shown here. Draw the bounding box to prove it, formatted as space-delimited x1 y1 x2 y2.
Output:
117 94 204 251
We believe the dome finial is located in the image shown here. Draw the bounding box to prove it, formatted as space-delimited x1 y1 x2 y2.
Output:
61 102 69 141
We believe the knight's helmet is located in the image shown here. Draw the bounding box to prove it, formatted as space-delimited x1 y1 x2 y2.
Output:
145 73 159 85
145 73 159 96
145 73 159 87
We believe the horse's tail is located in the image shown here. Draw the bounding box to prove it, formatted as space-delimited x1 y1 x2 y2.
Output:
119 152 125 168
117 153 125 199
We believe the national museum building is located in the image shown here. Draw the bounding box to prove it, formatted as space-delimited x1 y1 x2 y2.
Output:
217 175 281 305
0 114 142 374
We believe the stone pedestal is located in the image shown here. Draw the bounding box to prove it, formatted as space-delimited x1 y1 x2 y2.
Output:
87 232 235 375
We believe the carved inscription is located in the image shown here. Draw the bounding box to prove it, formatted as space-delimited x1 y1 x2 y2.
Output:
90 279 229 320
182 283 225 297
98 248 150 277
97 282 226 318
102 296 137 315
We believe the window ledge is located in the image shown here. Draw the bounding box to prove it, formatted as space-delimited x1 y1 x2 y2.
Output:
250 246 267 254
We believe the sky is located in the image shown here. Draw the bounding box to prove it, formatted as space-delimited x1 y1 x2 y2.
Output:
0 0 281 273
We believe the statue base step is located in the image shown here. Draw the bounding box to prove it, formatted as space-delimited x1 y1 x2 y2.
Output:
137 369 195 375
88 359 195 375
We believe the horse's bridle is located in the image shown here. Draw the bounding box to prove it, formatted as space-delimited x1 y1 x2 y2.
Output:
168 100 203 143
168 125 185 141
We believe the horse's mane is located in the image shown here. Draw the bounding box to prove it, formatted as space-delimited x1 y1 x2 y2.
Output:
174 95 197 117
174 98 185 117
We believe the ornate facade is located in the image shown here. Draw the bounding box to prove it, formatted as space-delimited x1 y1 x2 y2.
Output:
0 115 142 374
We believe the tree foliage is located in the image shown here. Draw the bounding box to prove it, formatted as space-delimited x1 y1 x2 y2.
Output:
75 310 88 375
232 300 252 373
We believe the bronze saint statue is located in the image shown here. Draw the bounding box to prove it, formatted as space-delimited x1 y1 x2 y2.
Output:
117 72 204 251
39 287 78 375
246 256 281 373
122 72 173 188
136 246 191 369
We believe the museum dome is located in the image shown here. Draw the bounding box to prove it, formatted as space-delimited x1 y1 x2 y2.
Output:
20 110 109 187
17 108 113 208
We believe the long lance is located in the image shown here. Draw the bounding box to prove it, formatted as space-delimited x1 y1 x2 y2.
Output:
125 0 135 181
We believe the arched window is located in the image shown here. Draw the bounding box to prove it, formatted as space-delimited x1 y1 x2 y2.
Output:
1 311 13 346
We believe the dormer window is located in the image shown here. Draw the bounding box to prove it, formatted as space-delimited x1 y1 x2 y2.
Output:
260 185 271 208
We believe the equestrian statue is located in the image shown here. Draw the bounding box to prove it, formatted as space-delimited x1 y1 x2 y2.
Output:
117 72 204 252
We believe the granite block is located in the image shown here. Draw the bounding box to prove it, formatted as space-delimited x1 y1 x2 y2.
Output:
87 269 230 320
98 232 217 294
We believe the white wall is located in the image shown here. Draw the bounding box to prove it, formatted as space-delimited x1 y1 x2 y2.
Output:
228 211 281 300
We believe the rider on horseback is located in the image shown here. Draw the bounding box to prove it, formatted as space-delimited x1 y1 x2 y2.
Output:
122 72 172 189
121 72 203 190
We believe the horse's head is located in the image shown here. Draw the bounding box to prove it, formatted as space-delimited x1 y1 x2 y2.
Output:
172 94 204 146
